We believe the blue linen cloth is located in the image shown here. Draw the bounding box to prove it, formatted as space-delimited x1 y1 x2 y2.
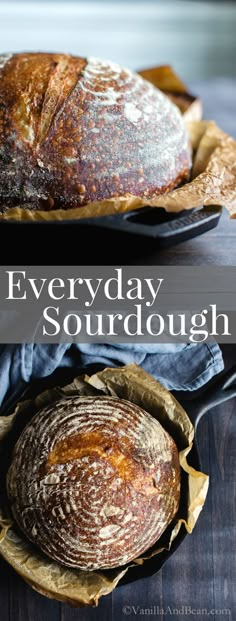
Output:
0 342 223 409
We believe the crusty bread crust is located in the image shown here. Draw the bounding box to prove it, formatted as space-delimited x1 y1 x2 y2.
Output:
7 395 180 571
0 53 191 212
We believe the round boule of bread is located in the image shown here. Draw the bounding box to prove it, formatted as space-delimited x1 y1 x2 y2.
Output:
0 52 191 213
6 395 181 571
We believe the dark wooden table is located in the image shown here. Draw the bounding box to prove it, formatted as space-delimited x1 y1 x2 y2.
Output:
0 345 235 621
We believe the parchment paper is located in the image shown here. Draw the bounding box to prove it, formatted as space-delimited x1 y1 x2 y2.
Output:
0 364 208 607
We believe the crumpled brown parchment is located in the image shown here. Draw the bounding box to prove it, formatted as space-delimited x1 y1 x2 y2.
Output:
0 364 209 607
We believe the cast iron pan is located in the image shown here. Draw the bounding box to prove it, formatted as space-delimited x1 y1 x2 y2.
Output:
0 205 222 264
1 362 235 586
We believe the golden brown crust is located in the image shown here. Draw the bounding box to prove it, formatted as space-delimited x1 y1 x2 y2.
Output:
7 395 180 571
0 53 191 213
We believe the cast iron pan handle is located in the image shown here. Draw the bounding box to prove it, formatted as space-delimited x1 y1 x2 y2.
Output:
92 205 222 244
123 205 222 242
180 364 236 432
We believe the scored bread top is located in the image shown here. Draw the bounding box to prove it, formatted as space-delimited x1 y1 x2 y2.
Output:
0 53 191 212
7 395 180 571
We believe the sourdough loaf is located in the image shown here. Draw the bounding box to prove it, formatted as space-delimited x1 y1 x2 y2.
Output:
0 53 191 213
7 395 180 570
